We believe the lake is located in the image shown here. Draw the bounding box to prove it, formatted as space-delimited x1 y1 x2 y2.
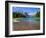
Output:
13 17 40 30
15 17 40 23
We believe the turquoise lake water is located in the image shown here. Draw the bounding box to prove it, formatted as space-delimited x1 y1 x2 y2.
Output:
15 17 40 23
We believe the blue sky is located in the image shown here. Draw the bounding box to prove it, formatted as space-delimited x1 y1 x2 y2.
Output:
12 7 40 15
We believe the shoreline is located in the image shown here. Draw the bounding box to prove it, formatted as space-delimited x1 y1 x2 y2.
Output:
13 19 20 22
13 21 40 31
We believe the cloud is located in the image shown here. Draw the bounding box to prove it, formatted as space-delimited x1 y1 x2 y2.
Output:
28 12 36 16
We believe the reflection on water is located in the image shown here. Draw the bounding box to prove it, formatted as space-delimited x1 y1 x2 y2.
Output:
15 17 40 23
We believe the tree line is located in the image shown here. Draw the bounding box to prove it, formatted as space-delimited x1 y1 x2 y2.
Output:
13 11 40 18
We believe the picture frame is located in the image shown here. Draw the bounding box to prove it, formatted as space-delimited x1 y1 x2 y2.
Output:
5 1 45 37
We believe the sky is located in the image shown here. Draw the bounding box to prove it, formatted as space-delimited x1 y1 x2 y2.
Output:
12 7 40 15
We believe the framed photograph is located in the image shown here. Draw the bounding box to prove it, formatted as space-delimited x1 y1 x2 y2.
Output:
5 1 45 37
